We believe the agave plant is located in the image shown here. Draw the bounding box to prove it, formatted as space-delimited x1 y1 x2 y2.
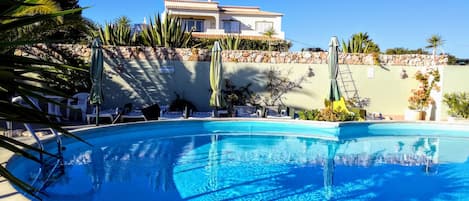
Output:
341 32 380 53
96 18 137 46
219 34 240 50
1 0 88 198
140 13 193 48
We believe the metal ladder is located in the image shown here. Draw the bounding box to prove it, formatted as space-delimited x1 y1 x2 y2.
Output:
11 96 65 194
337 64 363 108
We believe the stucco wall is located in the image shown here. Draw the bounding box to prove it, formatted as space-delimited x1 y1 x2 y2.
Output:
17 44 465 120
440 66 469 120
100 59 422 116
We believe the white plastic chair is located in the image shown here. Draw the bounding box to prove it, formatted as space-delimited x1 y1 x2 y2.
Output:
86 107 115 124
67 92 89 122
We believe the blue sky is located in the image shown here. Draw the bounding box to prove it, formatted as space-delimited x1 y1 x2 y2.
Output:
79 0 469 58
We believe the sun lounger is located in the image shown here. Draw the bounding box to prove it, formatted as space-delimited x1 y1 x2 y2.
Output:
190 112 212 118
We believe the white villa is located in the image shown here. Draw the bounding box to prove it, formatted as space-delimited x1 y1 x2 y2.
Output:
163 0 285 40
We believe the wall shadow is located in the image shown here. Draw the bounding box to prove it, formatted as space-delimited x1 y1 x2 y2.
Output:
101 47 193 110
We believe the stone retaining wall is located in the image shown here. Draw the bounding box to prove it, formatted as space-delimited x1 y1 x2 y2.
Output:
16 44 448 66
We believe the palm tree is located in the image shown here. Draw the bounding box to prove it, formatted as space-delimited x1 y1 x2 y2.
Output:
1 1 86 198
116 16 131 27
426 34 444 64
263 27 276 51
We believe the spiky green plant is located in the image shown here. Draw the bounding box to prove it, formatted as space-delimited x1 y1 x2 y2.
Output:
96 16 137 46
341 32 380 53
140 13 193 48
220 34 240 50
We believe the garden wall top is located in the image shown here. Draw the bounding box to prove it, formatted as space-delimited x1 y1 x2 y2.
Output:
16 44 448 66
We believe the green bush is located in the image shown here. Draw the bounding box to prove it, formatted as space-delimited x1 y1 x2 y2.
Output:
188 38 291 51
298 108 359 122
169 93 197 112
443 92 469 118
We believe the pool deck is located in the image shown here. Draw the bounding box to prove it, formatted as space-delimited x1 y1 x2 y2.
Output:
2 119 469 200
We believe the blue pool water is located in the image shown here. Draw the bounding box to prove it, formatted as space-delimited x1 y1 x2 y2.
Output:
7 120 469 200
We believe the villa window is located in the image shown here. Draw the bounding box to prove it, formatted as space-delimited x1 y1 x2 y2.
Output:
255 21 273 33
183 19 204 32
223 20 240 33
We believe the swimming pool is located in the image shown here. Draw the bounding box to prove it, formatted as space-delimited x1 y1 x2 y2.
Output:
7 120 469 200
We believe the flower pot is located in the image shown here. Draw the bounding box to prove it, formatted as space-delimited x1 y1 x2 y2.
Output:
404 109 426 121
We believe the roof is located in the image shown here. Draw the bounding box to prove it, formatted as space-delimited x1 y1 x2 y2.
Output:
220 6 283 16
164 0 283 16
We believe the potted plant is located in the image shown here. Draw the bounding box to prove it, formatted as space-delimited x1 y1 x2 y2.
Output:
406 69 440 120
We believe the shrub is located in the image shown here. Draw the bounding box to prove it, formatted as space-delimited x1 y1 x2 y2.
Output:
169 93 197 112
408 69 440 110
298 108 359 122
443 92 469 118
222 79 257 115
298 109 320 120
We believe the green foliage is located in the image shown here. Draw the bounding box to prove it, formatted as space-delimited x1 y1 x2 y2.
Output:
189 37 291 51
408 69 440 110
1 0 93 44
140 13 192 48
96 17 137 46
298 109 320 120
443 92 469 118
298 108 359 122
262 27 276 51
426 34 444 50
385 48 429 55
219 35 240 50
447 54 458 65
169 93 197 112
341 32 380 53
0 1 87 198
222 79 257 114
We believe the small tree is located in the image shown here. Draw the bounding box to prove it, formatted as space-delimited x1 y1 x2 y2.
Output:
263 27 276 51
262 67 306 106
426 34 444 64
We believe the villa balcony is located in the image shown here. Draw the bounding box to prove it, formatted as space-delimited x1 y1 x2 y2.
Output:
192 29 285 40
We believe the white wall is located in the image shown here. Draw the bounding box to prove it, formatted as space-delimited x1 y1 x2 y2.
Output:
219 14 284 39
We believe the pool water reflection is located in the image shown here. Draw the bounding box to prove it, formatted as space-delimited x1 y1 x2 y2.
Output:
10 133 469 201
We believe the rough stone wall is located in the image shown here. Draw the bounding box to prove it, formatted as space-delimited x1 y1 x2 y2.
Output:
16 44 448 66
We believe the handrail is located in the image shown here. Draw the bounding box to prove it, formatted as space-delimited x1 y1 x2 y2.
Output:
11 95 65 193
